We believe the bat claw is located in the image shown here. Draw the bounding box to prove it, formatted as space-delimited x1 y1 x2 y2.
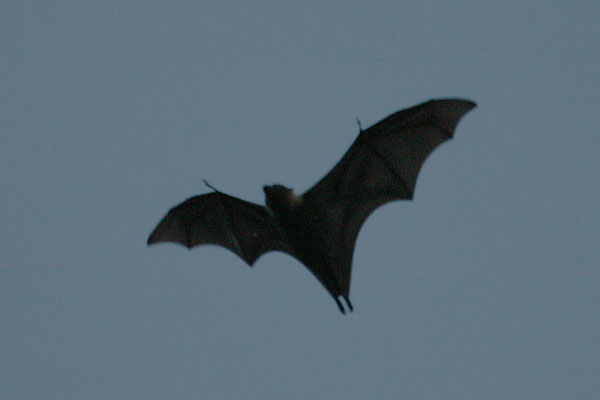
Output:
203 180 219 192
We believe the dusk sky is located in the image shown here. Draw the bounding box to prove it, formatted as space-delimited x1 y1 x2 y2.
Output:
3 1 599 398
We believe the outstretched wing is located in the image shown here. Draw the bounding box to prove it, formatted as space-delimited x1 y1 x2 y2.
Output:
303 98 476 295
147 191 293 266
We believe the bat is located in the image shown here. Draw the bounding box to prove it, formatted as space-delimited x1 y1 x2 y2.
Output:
147 99 476 313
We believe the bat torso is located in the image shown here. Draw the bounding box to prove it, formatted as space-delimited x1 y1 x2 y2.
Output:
263 184 344 298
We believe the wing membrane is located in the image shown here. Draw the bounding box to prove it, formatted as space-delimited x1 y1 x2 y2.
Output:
148 192 293 266
303 99 476 294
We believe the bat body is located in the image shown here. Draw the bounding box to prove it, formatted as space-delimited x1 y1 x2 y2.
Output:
147 99 476 313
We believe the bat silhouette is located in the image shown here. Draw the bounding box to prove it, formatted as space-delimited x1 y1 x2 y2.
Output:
147 99 476 313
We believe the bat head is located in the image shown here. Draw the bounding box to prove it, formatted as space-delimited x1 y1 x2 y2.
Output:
263 184 302 216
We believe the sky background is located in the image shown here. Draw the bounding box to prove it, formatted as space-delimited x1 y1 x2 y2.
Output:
2 1 599 399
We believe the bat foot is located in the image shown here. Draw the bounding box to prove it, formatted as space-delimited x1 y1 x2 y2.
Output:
335 297 346 314
335 295 353 314
343 295 353 312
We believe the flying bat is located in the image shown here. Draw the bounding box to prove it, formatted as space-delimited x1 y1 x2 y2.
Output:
147 98 476 313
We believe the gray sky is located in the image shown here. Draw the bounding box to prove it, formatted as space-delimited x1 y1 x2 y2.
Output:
2 1 599 399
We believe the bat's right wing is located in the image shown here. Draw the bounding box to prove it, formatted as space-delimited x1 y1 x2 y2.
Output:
148 191 293 266
303 98 476 296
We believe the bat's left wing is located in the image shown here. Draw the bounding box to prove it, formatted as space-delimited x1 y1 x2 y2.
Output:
303 98 476 296
148 190 293 266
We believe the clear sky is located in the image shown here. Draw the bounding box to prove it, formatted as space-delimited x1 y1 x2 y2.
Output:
2 1 599 399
